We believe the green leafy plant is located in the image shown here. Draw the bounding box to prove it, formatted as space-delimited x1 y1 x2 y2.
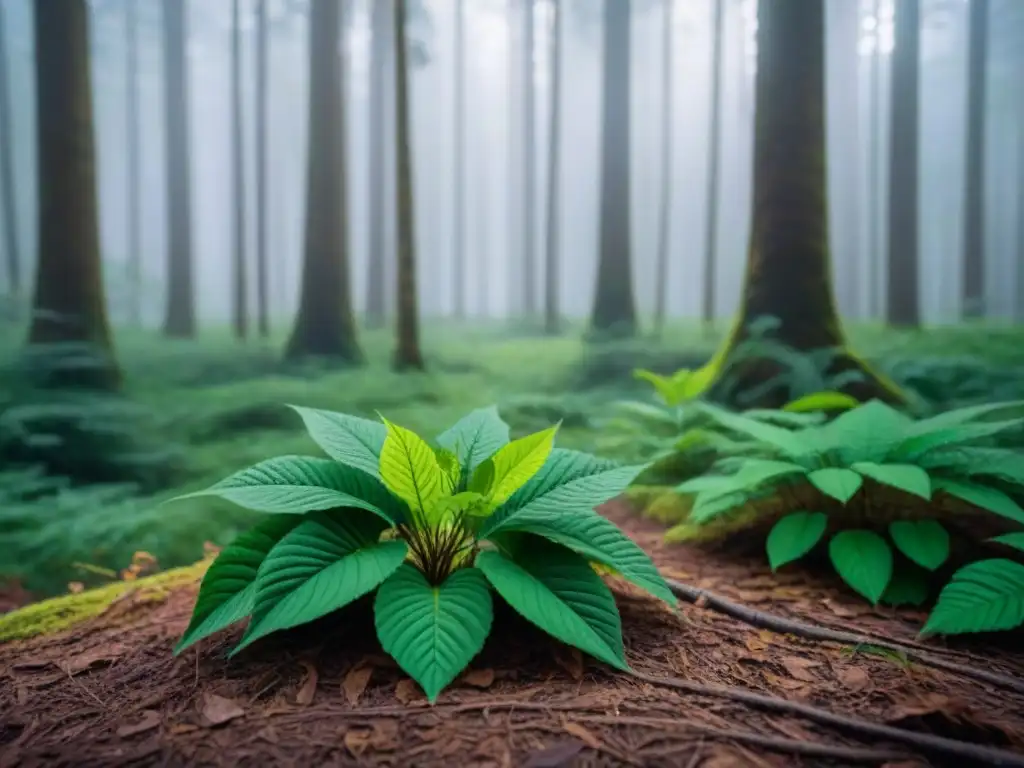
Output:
173 406 674 701
673 398 1024 627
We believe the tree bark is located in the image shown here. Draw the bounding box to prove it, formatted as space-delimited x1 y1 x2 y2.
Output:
589 0 636 337
161 0 195 338
231 0 248 340
255 0 270 337
284 0 362 362
542 0 562 335
29 0 119 388
701 0 724 332
706 0 901 407
124 0 141 326
652 0 672 338
961 0 988 319
366 0 391 329
885 0 920 327
0 2 20 301
392 0 424 371
521 0 537 319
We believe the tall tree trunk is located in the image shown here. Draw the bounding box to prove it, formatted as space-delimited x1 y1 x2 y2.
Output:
705 0 900 407
451 0 466 320
231 0 248 340
124 0 141 326
393 0 423 371
701 0 724 332
0 2 20 301
521 0 537 318
652 0 673 337
506 0 520 317
589 0 636 337
161 0 195 337
542 0 562 335
30 0 119 388
366 0 390 329
961 0 988 318
868 0 881 317
255 0 270 337
285 0 362 362
885 0 920 327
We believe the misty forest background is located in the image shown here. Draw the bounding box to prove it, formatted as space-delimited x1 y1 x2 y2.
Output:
1 0 1023 600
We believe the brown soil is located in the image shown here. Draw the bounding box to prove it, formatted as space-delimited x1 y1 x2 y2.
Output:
2 503 1024 768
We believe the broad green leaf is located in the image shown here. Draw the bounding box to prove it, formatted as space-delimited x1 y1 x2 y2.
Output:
689 489 755 523
730 459 808 488
819 400 912 464
676 475 737 495
287 405 386 478
173 456 403 524
933 479 1024 525
918 448 1024 486
809 468 863 504
889 520 949 571
430 491 487 525
782 391 860 413
679 361 716 400
379 417 446 519
693 403 805 457
989 533 1024 553
633 369 681 406
234 511 407 653
476 545 628 671
851 462 931 500
766 512 828 571
374 565 493 702
881 567 930 607
895 420 1024 461
745 408 826 427
485 503 674 606
485 425 559 505
829 530 893 603
436 406 511 475
434 447 461 494
484 453 636 533
175 517 301 654
921 559 1024 636
911 400 1024 432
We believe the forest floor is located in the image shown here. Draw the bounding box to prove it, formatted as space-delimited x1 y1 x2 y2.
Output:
3 503 1023 768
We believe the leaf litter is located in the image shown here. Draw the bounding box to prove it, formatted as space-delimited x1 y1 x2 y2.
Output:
0 502 1021 766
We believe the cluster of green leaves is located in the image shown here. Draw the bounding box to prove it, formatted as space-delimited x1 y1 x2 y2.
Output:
174 405 674 701
675 399 1024 636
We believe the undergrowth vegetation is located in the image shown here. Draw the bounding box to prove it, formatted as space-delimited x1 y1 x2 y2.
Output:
175 405 673 700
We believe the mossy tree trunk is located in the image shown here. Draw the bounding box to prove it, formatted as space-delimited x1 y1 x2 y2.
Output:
589 0 636 338
255 0 270 338
885 0 920 327
542 0 562 336
701 0 724 333
706 0 900 407
961 0 988 319
392 0 424 371
231 0 248 341
161 0 195 338
285 0 362 363
365 0 391 330
29 0 119 389
0 2 21 301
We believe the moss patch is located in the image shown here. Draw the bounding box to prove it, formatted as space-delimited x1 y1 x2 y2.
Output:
0 561 208 644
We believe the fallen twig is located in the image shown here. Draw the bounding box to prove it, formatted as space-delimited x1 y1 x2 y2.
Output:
666 578 1024 696
631 670 1024 767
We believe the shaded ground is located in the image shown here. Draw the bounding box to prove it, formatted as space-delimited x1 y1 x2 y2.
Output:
2 504 1023 768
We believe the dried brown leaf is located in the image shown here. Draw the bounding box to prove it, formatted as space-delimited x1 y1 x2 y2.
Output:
116 710 161 738
781 656 820 682
200 693 245 726
295 660 318 706
344 728 372 756
553 647 584 681
342 665 373 706
562 721 602 750
461 668 495 689
394 678 422 703
62 645 126 675
837 665 871 692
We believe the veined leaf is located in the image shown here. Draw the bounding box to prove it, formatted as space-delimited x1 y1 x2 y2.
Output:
434 447 461 494
633 369 681 406
881 567 930 607
175 517 301 654
922 559 1024 636
731 459 808 488
676 475 738 495
889 520 950 571
895 419 1024 461
485 504 674 605
917 447 1024 486
484 454 638 534
436 406 510 476
379 417 447 519
851 462 931 499
484 424 559 505
173 455 403 524
819 400 912 464
829 530 893 603
782 391 859 413
933 479 1024 525
689 489 754 523
809 468 863 504
766 512 828 571
693 403 806 457
430 491 487 525
287 405 386 478
911 400 1024 432
374 565 493 702
989 533 1024 553
234 511 406 653
680 361 716 400
476 545 628 671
